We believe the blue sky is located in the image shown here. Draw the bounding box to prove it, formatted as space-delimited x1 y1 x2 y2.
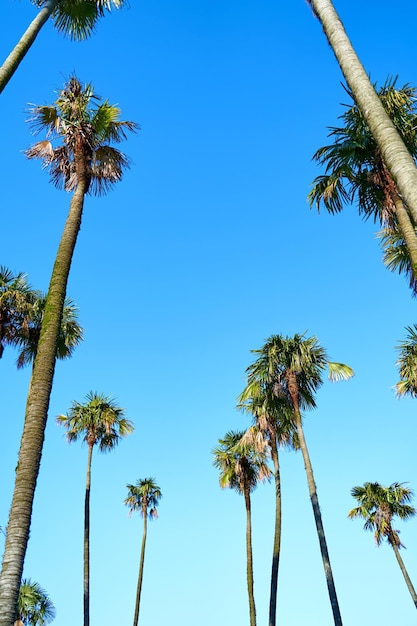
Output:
1 1 417 624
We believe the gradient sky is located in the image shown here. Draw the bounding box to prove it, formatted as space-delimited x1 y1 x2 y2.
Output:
2 1 417 625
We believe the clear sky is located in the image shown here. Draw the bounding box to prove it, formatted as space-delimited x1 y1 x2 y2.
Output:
1 1 417 625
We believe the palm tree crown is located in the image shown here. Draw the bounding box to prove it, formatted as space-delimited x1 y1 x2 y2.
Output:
395 325 417 398
16 579 56 626
57 391 134 449
349 482 416 548
0 266 37 359
26 76 139 197
309 80 417 224
125 479 162 520
212 430 271 495
241 332 353 412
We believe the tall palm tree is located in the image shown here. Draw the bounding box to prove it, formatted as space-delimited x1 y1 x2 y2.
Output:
212 431 270 626
0 0 125 94
309 81 417 283
395 325 417 397
349 482 417 608
0 266 37 359
14 295 83 369
0 77 137 626
57 391 134 626
308 0 417 228
16 579 55 626
237 394 297 626
242 332 353 626
124 478 162 626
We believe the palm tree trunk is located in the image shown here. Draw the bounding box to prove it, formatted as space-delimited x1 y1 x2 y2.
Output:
84 444 93 626
391 542 417 608
268 434 281 626
310 0 417 228
243 489 256 626
393 194 417 278
287 374 343 626
0 0 58 94
133 515 148 626
0 177 88 626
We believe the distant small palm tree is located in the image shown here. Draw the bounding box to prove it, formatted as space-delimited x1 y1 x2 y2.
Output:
213 430 270 626
16 578 55 626
349 482 417 608
57 392 134 626
0 0 125 94
124 478 162 626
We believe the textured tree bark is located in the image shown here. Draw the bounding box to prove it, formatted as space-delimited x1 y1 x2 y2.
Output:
0 0 58 94
133 514 147 626
0 177 88 626
288 372 343 626
244 489 256 626
310 0 417 226
391 542 417 609
268 435 281 626
84 444 94 626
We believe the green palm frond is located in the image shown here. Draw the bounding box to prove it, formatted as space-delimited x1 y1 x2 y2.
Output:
26 76 137 197
212 429 271 496
378 227 417 296
395 325 417 397
349 481 416 549
57 391 134 450
125 478 162 519
327 362 354 382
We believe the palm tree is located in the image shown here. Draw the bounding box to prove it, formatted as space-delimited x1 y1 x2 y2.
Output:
16 579 55 626
57 391 134 626
309 80 417 283
237 394 297 626
395 325 417 397
0 77 137 626
349 482 417 608
307 0 417 229
14 295 83 369
212 431 270 626
242 332 353 626
124 478 162 626
0 0 125 94
377 225 417 295
0 266 37 359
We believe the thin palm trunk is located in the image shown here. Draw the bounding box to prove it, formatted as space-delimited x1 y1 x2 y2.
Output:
0 0 58 94
133 514 147 626
391 540 417 609
288 374 342 626
84 444 93 626
268 434 281 626
0 177 88 626
310 0 417 228
243 488 256 626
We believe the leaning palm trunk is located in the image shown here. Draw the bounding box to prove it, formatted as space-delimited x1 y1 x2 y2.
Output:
0 176 88 626
268 435 281 626
390 538 417 609
84 444 94 626
310 0 417 234
393 195 417 275
243 489 256 626
133 514 148 626
0 0 58 94
288 374 342 626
